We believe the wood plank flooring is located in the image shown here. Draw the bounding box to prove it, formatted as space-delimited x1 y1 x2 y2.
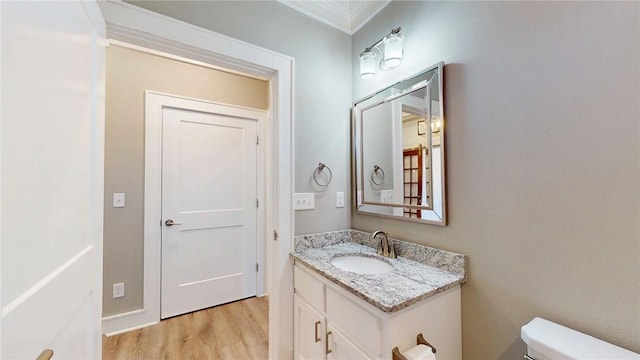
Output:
103 296 268 360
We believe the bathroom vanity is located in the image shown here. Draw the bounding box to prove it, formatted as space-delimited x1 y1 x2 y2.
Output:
291 239 466 360
290 61 461 359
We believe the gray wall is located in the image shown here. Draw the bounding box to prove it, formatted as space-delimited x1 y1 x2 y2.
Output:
104 45 268 316
128 0 353 235
362 102 394 194
112 2 640 358
352 2 640 359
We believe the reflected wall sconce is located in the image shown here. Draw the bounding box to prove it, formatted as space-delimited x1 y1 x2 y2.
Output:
431 117 441 134
360 27 404 80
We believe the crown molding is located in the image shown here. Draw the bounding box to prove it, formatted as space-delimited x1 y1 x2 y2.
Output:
277 0 391 35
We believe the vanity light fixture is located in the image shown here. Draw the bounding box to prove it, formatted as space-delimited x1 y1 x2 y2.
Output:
360 51 376 80
359 27 404 80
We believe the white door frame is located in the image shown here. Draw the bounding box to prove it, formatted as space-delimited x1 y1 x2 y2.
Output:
1 4 4 357
149 91 267 318
99 2 295 359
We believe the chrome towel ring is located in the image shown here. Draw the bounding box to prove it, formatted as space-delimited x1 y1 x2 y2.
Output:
313 162 332 187
371 165 385 185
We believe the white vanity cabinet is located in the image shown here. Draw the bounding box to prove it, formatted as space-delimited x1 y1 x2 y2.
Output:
294 294 369 360
327 323 371 360
294 294 326 359
293 262 462 360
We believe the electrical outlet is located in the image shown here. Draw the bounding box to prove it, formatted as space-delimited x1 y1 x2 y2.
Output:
113 282 125 298
336 192 344 208
113 193 125 208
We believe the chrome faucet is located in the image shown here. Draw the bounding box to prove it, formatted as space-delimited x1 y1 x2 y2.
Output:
370 230 396 258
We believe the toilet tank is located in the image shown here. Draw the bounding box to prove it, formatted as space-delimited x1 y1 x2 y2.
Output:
521 317 640 360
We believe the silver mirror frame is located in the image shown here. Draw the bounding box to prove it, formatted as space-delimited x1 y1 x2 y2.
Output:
352 62 446 226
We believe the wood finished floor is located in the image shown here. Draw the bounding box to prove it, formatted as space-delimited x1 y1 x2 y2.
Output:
102 296 268 360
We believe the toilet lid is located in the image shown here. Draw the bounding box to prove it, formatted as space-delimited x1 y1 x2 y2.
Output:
521 317 640 359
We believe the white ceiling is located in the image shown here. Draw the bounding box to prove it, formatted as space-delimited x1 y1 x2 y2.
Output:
276 0 392 35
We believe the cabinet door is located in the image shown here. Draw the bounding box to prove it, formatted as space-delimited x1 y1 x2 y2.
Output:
326 324 372 360
294 294 326 360
326 287 382 357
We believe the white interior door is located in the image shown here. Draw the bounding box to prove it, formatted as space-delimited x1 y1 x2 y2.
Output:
161 106 258 319
1 1 105 359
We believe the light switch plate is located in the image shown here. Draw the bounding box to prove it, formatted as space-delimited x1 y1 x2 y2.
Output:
381 190 394 203
294 193 314 210
113 193 125 208
336 192 344 208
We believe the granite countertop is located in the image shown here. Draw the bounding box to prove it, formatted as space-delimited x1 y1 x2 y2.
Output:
291 242 465 313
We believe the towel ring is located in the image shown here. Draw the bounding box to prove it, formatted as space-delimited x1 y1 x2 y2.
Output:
313 162 332 187
371 165 385 185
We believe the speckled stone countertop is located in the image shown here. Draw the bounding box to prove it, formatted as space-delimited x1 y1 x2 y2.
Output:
291 242 466 313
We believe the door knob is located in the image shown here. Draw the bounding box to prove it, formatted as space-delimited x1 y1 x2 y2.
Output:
165 219 182 226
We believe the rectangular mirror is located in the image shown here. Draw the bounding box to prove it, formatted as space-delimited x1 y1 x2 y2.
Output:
353 62 446 225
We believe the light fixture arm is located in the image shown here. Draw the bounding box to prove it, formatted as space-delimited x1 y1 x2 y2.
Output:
364 27 401 52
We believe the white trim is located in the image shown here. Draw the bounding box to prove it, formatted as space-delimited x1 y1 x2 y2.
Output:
277 0 351 34
99 2 294 358
0 2 4 355
350 1 392 34
145 91 268 321
106 39 269 81
99 1 284 78
102 309 157 336
256 105 267 297
276 0 391 35
89 1 107 357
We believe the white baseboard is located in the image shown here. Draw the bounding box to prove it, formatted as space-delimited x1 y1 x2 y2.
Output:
102 309 158 336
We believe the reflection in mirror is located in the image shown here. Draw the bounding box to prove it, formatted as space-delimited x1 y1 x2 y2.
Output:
353 62 446 225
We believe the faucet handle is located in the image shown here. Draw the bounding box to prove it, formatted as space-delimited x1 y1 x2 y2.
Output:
389 241 396 259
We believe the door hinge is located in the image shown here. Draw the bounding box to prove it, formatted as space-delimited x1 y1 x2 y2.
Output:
256 199 259 208
256 263 259 272
274 229 279 241
257 136 259 145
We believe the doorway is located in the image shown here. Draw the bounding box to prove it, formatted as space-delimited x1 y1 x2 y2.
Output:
145 91 268 321
402 148 423 218
101 3 295 357
103 42 270 327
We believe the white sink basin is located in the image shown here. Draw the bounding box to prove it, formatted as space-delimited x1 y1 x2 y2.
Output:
330 255 393 275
